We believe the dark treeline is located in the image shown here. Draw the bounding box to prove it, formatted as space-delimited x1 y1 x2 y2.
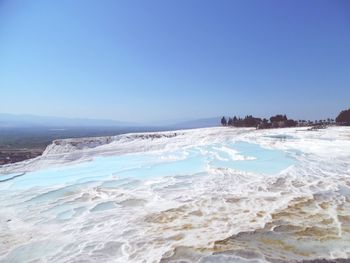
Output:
221 114 300 129
221 108 350 129
221 114 336 129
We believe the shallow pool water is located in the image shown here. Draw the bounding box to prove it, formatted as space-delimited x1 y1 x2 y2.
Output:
209 142 295 174
1 141 294 190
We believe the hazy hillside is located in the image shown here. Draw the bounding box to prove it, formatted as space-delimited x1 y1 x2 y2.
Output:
0 114 219 129
0 114 136 128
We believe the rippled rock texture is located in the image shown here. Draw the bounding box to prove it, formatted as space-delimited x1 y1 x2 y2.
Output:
1 127 350 262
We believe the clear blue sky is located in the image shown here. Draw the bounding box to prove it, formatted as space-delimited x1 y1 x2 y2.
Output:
1 0 349 122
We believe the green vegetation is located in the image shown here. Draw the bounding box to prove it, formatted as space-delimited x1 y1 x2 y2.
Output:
336 108 350 125
221 114 298 129
221 114 335 129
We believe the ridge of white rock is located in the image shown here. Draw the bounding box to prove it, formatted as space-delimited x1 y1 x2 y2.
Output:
2 126 350 175
0 130 189 174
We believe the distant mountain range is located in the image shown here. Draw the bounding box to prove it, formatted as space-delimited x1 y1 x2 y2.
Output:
0 113 219 129
0 113 137 128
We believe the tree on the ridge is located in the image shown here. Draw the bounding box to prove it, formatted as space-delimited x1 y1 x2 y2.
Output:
221 116 227 126
336 108 350 125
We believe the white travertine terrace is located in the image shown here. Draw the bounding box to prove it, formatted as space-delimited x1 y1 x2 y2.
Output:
0 127 350 262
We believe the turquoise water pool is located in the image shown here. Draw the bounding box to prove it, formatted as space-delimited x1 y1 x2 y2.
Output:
209 142 295 174
1 141 294 190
